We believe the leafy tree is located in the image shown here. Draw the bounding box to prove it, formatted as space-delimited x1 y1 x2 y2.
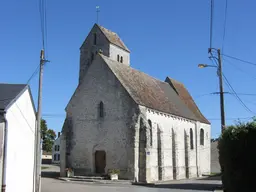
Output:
218 118 256 192
41 119 56 152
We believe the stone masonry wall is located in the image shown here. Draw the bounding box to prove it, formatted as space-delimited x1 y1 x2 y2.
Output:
79 25 110 84
66 55 139 179
145 108 208 181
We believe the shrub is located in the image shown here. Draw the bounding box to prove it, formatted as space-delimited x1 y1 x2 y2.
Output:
218 118 256 192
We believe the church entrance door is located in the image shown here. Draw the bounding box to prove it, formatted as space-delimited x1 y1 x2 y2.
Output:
95 150 106 174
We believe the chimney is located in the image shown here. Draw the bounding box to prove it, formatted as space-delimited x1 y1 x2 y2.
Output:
58 132 61 138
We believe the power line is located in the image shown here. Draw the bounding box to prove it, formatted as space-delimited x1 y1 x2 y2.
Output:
223 58 256 80
222 0 228 52
208 116 253 121
209 0 214 49
26 64 40 84
222 53 256 66
222 73 256 115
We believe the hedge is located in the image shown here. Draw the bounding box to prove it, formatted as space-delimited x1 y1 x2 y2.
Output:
218 119 256 192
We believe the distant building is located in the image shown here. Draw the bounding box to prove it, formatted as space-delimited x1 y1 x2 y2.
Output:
52 132 61 164
60 24 211 182
0 83 36 192
42 151 52 164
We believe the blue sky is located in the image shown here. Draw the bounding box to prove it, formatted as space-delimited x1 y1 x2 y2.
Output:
1 0 256 138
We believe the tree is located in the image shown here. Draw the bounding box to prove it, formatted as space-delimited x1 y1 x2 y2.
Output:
41 119 56 152
218 118 256 192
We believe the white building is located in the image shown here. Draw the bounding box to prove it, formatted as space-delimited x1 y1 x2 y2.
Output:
52 132 61 164
60 24 211 182
0 84 36 192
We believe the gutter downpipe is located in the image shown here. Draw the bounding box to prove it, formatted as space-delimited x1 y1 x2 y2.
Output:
0 110 7 192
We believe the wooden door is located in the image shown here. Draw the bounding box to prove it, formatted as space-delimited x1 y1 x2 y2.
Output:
95 150 106 174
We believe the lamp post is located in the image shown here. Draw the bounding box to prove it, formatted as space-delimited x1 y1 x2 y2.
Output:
198 49 225 133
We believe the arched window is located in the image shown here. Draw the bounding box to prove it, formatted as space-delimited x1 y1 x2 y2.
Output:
93 33 97 45
148 119 152 146
120 56 123 63
190 128 194 150
99 101 104 118
117 54 120 62
200 129 204 146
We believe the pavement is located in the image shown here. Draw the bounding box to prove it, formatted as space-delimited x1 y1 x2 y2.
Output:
41 164 222 192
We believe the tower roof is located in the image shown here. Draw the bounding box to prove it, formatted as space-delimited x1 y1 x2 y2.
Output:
96 24 130 52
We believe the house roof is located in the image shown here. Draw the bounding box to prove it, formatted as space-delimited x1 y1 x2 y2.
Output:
97 24 130 52
100 55 203 122
165 77 210 124
0 84 27 110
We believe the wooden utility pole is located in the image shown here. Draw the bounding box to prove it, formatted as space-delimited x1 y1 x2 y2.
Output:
217 49 226 133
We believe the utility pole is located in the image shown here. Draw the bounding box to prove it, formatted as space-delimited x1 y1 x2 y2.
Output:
217 49 225 133
35 49 47 192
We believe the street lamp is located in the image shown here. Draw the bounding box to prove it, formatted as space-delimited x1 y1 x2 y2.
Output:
198 48 225 133
198 64 216 68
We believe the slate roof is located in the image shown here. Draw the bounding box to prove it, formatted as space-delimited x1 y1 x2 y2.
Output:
97 24 130 52
100 55 202 122
0 84 27 110
165 77 210 124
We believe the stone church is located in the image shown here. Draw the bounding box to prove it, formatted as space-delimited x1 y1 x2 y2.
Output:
60 23 211 182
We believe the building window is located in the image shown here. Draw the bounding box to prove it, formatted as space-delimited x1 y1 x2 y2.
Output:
93 33 97 45
55 145 60 151
120 56 123 63
148 119 153 146
99 101 104 118
200 129 204 146
190 128 194 149
117 54 120 62
91 52 94 62
57 154 60 161
54 154 57 161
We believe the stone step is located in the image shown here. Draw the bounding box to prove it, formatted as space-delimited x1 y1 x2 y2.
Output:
71 176 106 180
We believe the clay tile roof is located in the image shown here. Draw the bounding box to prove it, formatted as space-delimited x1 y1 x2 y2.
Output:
97 24 130 52
165 77 210 124
100 55 199 121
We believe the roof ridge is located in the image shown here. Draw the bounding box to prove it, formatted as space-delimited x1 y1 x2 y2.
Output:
99 54 167 84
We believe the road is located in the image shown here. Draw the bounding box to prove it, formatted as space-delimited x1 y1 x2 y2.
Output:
42 177 211 192
41 164 220 192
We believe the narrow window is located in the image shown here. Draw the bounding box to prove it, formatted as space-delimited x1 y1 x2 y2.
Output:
55 145 57 151
148 119 153 146
99 101 104 118
200 129 204 146
57 145 60 151
91 52 94 62
54 154 57 161
120 56 123 63
117 54 120 62
57 154 60 161
93 33 97 45
190 128 194 149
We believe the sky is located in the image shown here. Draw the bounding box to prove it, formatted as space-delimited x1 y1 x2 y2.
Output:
1 0 256 139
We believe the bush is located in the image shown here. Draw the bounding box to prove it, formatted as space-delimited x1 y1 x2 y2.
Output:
218 119 256 192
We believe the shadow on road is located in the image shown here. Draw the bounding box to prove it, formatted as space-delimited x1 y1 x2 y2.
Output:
133 182 222 191
41 171 60 178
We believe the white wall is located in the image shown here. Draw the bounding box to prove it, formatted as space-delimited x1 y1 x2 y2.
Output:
145 107 208 181
109 44 130 66
5 88 36 192
52 137 61 164
197 122 211 175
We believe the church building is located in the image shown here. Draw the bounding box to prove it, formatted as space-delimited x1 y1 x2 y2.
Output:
60 23 211 182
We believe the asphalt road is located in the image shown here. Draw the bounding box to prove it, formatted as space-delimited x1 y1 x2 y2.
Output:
42 177 212 192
